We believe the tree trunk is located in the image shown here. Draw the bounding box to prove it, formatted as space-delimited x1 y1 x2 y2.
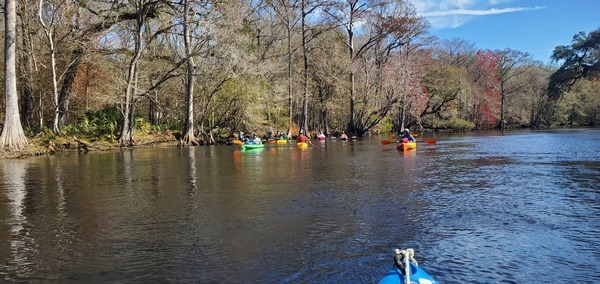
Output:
1 0 29 152
347 29 355 134
55 48 84 131
300 1 309 134
119 35 143 146
181 0 197 145
499 79 505 130
37 0 62 135
287 26 293 138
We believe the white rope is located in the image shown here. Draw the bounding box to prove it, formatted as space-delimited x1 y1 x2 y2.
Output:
394 248 420 284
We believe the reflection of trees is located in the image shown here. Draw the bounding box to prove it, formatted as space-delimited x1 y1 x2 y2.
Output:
51 157 66 215
2 159 35 277
187 148 197 195
122 150 134 187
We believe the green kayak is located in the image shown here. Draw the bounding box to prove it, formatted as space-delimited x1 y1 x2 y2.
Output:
242 143 264 150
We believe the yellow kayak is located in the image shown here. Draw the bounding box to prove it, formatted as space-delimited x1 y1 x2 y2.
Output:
297 142 308 149
277 139 288 144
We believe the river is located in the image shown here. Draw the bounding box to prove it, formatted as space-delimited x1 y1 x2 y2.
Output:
0 128 598 283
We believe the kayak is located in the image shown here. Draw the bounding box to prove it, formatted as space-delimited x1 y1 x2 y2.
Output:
317 136 326 141
397 142 416 151
232 139 244 145
379 249 438 284
277 139 288 144
242 143 264 150
297 142 308 149
267 139 277 144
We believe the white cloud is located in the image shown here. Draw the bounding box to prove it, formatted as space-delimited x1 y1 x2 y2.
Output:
412 0 545 29
422 6 544 17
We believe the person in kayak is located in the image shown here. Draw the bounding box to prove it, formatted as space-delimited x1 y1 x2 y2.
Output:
247 133 262 144
317 131 326 140
238 131 247 142
340 131 348 140
297 132 314 146
399 129 415 142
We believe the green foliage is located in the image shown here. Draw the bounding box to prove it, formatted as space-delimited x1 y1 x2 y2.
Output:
377 117 394 134
37 127 57 143
548 28 600 100
421 66 467 118
64 106 122 141
555 78 600 126
159 119 183 131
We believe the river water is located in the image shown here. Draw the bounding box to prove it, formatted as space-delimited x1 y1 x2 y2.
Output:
0 128 598 283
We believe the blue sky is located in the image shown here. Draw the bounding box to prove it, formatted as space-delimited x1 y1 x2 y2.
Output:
413 0 600 64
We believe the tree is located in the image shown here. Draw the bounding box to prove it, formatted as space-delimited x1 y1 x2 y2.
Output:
1 0 29 152
45 0 167 135
496 48 533 130
327 0 427 135
472 50 500 127
266 0 301 136
419 66 466 122
548 28 600 100
118 0 168 147
181 0 197 145
326 0 383 134
298 0 332 135
37 0 68 134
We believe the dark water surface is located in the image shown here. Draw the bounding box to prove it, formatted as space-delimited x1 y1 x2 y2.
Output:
1 129 599 283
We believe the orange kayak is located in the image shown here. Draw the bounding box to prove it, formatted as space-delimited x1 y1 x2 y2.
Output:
397 142 416 151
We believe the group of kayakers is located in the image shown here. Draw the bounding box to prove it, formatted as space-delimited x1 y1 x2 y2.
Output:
234 129 413 145
235 129 337 144
236 131 263 144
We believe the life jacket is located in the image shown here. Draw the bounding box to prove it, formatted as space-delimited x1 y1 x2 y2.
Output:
400 138 409 143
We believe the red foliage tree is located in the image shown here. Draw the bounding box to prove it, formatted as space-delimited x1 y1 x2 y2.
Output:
473 50 501 127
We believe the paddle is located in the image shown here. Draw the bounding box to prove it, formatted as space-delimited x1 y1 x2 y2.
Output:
382 139 437 144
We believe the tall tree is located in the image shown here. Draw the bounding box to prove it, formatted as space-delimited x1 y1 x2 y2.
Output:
327 0 427 135
548 28 600 100
37 0 65 134
496 48 532 130
180 0 197 145
326 0 382 134
266 0 301 136
119 0 165 146
299 0 330 134
1 0 29 152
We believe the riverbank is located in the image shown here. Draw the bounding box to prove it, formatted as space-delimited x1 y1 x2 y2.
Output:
0 130 179 159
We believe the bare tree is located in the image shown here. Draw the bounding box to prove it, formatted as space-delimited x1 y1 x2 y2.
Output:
327 0 427 135
265 0 301 136
180 0 197 145
37 0 65 134
119 0 165 146
497 48 533 130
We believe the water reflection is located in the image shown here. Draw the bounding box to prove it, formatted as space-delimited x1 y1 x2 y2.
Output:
187 148 197 195
2 159 34 279
0 130 598 283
